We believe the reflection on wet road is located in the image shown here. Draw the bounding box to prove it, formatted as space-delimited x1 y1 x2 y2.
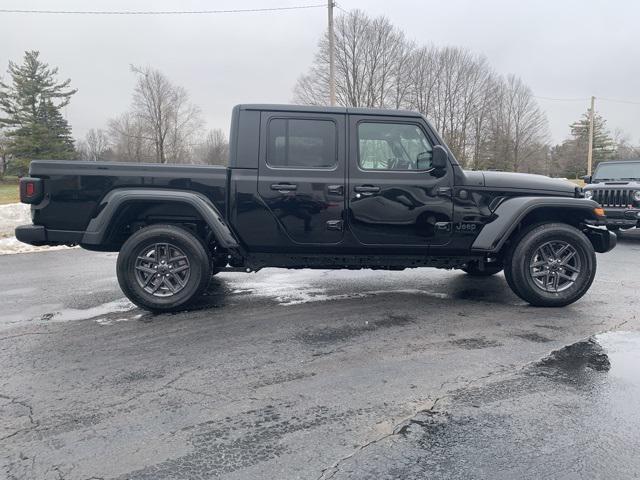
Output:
330 331 640 480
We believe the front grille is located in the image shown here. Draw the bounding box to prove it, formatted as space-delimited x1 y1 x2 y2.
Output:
592 189 632 208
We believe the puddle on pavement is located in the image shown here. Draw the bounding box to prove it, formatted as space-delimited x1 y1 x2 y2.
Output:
221 269 451 306
329 330 640 480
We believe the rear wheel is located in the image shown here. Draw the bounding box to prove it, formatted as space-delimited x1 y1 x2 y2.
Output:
117 225 211 312
505 223 596 307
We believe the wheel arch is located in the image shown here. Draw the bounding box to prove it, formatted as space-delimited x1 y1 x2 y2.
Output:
81 189 239 251
471 197 603 255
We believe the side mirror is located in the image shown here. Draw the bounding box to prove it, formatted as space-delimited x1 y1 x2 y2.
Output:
431 145 449 171
582 175 592 184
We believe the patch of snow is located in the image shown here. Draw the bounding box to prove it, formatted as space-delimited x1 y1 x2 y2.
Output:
96 317 133 326
35 298 136 324
0 203 76 255
0 203 30 238
0 236 73 255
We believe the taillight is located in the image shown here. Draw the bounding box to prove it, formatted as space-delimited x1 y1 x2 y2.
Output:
19 177 44 204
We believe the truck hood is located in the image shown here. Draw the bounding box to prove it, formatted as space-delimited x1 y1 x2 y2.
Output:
469 171 577 195
584 179 640 188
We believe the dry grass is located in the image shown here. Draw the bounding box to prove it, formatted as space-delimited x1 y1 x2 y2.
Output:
0 181 19 205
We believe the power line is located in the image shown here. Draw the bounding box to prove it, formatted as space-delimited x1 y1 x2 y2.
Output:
535 95 640 106
599 97 640 106
534 96 587 102
335 3 349 13
0 4 326 15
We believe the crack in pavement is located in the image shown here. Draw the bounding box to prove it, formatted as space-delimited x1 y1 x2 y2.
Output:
315 365 514 480
316 398 442 480
0 331 53 342
0 393 39 441
102 365 206 410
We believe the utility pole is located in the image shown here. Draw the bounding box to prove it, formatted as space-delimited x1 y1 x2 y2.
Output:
328 0 336 106
587 95 595 176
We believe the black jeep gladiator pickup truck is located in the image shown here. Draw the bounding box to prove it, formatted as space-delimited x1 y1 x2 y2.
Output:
16 104 616 311
583 159 640 231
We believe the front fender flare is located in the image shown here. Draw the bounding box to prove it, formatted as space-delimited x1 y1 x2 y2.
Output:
81 188 239 249
471 196 601 253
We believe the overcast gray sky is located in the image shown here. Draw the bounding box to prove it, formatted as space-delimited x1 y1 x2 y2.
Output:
2 0 639 144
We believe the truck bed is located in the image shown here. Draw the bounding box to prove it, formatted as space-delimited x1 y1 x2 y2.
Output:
28 160 229 233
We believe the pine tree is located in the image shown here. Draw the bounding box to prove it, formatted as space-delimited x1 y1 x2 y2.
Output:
568 111 616 165
555 110 616 178
0 51 77 174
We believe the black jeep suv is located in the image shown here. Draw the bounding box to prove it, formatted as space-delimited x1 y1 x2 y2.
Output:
16 104 616 311
583 160 640 231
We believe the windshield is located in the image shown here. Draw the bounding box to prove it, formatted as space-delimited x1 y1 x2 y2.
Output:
593 162 640 181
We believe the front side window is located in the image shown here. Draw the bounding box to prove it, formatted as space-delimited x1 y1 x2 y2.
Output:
358 122 433 171
267 118 337 169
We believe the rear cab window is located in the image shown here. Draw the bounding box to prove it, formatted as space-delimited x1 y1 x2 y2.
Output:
267 118 337 169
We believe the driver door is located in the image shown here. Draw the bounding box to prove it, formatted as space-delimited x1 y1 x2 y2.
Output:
347 116 454 247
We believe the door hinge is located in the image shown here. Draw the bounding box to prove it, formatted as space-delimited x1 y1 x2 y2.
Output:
437 187 452 197
326 220 344 231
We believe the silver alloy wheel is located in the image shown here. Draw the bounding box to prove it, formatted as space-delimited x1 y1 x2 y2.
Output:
529 240 581 293
134 243 191 297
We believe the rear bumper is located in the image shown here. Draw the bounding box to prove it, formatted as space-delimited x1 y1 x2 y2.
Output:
15 225 83 246
584 226 617 253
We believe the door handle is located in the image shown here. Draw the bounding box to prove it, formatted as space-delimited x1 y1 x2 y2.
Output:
354 185 381 194
271 183 298 192
327 185 344 195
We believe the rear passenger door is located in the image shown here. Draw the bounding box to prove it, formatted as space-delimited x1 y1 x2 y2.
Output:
258 112 346 245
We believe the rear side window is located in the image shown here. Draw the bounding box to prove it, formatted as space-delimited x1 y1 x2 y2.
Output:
267 118 337 169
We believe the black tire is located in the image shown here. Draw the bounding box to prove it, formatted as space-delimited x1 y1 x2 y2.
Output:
505 223 596 307
503 253 522 298
461 261 503 276
116 224 211 312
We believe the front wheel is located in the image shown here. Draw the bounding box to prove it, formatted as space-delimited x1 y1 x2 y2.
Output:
505 223 596 307
116 225 211 312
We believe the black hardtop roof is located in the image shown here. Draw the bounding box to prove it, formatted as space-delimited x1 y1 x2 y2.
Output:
596 159 640 165
236 103 422 118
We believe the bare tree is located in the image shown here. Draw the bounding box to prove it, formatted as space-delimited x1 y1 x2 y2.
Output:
83 128 110 161
294 10 409 108
408 47 497 165
108 112 151 163
613 129 640 160
0 130 9 177
194 129 229 166
295 9 551 173
480 75 548 172
109 66 203 164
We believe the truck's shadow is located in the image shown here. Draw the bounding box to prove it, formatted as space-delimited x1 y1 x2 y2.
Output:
448 274 516 303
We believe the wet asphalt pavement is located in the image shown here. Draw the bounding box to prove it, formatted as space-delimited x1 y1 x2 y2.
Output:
1 230 640 479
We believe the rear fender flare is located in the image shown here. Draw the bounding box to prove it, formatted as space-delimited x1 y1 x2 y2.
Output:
81 189 239 249
471 196 602 253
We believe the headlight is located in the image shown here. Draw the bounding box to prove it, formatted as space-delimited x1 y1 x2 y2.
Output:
584 190 594 200
633 190 640 202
